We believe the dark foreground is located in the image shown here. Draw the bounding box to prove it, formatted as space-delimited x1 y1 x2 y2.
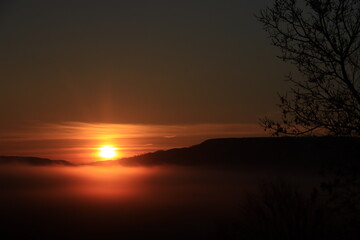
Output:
1 137 360 239
0 165 321 240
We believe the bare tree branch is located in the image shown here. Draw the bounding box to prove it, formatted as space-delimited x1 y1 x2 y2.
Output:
257 0 360 136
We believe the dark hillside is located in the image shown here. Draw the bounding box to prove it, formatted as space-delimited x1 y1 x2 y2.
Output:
0 156 75 166
93 137 360 167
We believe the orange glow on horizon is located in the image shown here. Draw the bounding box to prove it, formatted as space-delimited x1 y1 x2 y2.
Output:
98 145 118 160
0 122 264 163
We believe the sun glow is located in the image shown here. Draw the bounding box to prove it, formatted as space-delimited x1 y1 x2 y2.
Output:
99 145 118 159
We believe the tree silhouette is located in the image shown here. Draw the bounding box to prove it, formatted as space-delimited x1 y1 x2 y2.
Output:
258 0 360 136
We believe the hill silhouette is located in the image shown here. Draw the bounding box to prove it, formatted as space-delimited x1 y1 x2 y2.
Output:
91 137 360 167
0 156 75 166
2 137 359 167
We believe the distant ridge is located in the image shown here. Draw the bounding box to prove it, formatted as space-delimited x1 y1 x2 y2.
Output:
2 137 360 167
91 137 360 167
0 156 76 166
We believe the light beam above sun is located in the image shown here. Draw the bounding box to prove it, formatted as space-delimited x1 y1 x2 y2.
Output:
99 145 118 160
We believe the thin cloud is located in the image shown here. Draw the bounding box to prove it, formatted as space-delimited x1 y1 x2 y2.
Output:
0 122 263 142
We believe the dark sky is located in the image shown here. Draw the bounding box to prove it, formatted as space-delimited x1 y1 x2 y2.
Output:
0 0 295 161
0 0 290 125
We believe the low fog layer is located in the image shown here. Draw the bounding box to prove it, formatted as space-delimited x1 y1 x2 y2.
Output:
0 165 319 239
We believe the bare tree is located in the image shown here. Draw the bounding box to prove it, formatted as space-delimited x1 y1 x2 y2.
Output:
258 0 360 136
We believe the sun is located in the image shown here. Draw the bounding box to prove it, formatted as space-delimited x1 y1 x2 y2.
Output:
99 145 117 159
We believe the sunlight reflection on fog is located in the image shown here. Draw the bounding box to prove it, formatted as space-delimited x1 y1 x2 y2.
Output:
0 165 318 204
0 165 257 204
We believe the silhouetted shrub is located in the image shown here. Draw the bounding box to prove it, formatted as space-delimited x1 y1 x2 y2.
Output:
220 180 349 240
319 157 360 239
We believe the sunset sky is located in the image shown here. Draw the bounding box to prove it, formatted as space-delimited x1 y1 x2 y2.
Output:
0 0 293 162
